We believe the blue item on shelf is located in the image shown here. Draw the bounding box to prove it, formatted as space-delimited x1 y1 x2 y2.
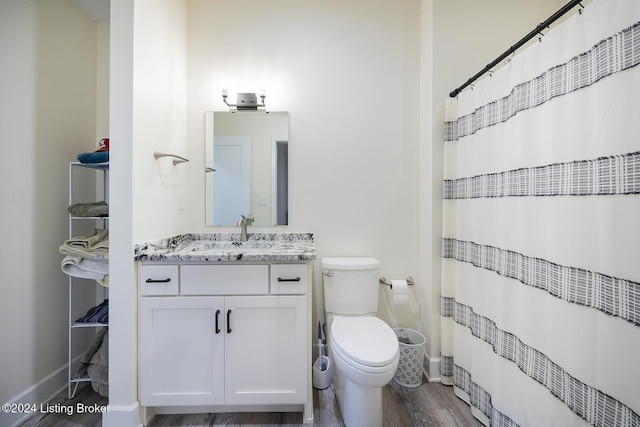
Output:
77 151 109 164
76 300 109 324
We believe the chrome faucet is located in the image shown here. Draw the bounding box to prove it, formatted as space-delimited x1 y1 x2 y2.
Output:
237 214 254 242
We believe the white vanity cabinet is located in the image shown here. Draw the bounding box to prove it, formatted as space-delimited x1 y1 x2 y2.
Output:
138 262 311 413
139 296 225 405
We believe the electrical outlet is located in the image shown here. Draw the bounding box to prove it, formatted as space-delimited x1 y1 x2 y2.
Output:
177 192 185 211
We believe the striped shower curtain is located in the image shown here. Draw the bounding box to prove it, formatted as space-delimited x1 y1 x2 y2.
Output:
440 0 640 426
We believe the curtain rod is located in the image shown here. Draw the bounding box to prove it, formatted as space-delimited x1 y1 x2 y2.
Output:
449 0 584 98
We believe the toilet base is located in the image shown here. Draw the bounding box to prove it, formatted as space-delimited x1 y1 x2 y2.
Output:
335 369 383 427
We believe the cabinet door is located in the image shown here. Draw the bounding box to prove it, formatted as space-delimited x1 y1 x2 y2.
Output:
224 295 307 405
139 297 225 406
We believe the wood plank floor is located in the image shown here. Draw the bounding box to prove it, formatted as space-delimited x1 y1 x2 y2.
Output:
18 378 482 427
17 385 108 427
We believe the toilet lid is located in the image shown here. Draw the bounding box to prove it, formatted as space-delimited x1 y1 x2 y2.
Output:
331 317 399 367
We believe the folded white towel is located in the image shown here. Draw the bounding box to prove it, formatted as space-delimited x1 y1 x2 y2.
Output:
59 229 109 260
61 255 109 287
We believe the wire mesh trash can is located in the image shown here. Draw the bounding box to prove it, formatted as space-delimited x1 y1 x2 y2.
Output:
393 328 426 388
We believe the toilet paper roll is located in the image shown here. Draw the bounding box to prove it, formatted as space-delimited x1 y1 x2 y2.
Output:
391 279 409 306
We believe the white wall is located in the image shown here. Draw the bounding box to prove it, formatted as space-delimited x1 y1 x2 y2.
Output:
107 0 188 424
0 0 101 423
130 0 189 243
106 0 136 423
186 0 423 340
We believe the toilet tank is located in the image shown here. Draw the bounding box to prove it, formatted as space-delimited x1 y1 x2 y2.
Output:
322 257 380 316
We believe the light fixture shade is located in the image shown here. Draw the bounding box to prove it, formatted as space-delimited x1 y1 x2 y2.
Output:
236 93 258 109
222 90 266 110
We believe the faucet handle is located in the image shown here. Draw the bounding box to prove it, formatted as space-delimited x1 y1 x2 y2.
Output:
242 214 254 224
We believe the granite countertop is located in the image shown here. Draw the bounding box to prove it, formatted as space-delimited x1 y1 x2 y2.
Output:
134 232 316 262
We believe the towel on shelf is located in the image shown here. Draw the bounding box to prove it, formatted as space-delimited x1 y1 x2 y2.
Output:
59 229 109 260
99 274 109 287
61 255 109 287
77 151 109 164
67 201 109 217
75 327 108 397
76 300 109 324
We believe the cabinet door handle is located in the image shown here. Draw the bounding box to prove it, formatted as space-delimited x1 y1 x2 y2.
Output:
277 277 301 282
215 310 221 334
145 278 171 283
226 309 232 333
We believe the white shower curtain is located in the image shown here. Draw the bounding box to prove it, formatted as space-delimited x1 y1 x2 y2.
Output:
440 0 640 426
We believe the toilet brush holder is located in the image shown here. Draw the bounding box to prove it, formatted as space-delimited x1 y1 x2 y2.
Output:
312 356 332 390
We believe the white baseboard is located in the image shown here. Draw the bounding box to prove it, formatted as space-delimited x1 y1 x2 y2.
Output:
423 352 441 382
1 363 68 427
102 402 143 427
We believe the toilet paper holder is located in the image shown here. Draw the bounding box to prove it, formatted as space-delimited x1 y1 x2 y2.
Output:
379 277 415 289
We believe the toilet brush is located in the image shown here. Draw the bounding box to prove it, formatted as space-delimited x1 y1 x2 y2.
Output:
318 339 326 370
312 321 332 389
317 321 327 371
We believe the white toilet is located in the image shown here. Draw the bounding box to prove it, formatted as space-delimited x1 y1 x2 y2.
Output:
322 257 399 427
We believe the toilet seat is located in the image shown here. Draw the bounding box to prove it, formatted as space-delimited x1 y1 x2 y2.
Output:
331 317 398 369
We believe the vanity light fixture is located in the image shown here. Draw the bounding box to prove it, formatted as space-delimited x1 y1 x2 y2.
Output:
222 89 266 110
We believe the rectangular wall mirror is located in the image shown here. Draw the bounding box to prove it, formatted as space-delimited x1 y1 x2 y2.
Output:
205 111 289 227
